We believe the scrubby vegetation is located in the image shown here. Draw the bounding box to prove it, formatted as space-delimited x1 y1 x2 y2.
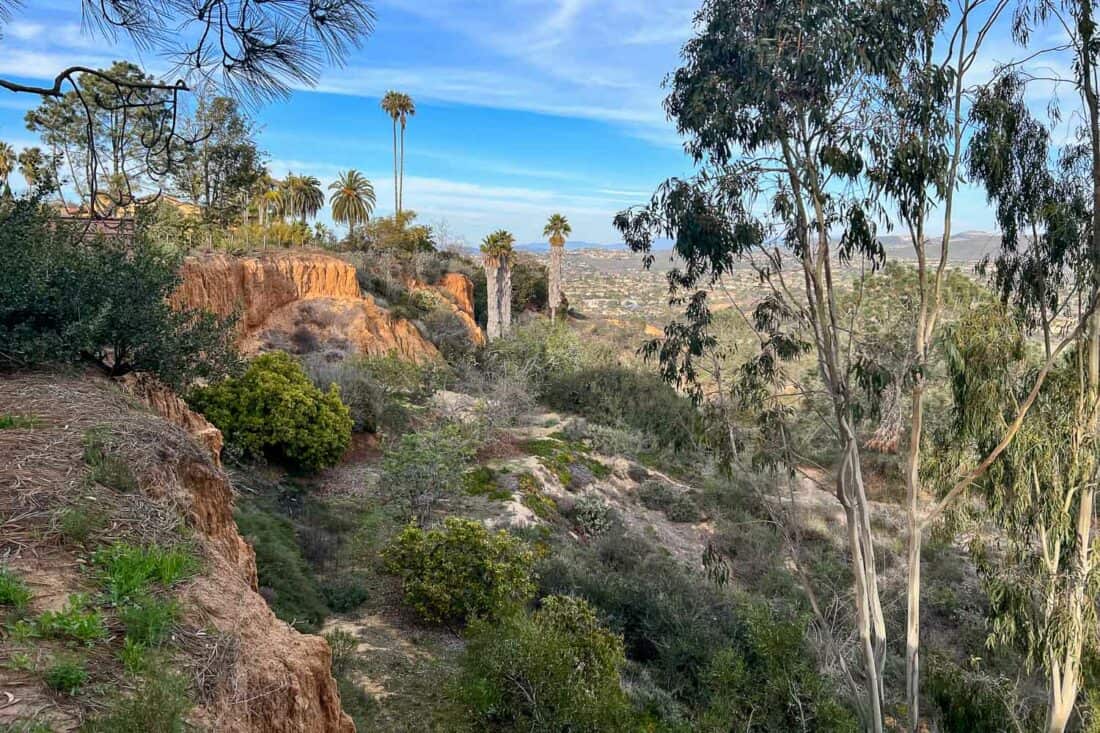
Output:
190 351 352 471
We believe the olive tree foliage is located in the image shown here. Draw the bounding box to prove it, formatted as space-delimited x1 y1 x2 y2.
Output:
0 0 375 216
614 1 936 728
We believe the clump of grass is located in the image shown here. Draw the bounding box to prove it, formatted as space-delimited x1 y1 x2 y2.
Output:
0 414 41 429
0 721 54 733
57 504 110 545
462 466 512 501
83 427 138 492
82 670 191 733
43 657 88 694
32 596 107 644
0 567 32 611
118 637 151 675
93 543 198 604
118 596 180 647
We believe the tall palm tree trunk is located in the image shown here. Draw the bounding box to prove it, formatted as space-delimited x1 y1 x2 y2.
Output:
399 122 406 213
500 260 513 337
485 260 501 340
549 243 564 321
392 120 399 215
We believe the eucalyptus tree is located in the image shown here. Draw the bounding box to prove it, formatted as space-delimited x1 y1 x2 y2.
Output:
329 169 376 237
544 213 571 321
614 0 944 728
948 3 1100 723
481 230 516 341
1 0 375 216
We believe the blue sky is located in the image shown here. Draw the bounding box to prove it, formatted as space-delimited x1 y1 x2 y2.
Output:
0 0 1075 245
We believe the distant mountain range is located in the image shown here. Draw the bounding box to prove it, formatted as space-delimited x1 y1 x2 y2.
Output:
517 231 1001 262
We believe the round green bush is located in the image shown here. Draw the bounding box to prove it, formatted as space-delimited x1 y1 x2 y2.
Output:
382 517 535 625
189 351 352 472
458 595 634 731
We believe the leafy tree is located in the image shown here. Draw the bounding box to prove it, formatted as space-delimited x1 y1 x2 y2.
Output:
328 169 376 236
458 595 633 732
173 93 266 227
383 517 536 624
543 213 571 321
0 195 238 387
189 352 352 472
2 1 375 213
16 146 51 192
381 423 477 525
25 61 173 213
0 141 13 192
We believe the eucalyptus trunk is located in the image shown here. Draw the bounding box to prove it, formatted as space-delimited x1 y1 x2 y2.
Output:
549 241 564 321
484 259 501 340
499 259 513 337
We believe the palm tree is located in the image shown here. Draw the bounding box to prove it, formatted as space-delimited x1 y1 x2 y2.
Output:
282 173 324 224
381 91 415 216
329 169 376 237
543 213 572 321
481 229 516 340
381 91 402 214
0 142 14 189
16 147 45 190
396 93 415 213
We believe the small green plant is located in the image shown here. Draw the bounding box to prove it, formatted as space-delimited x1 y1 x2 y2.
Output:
82 427 138 492
324 629 358 675
5 651 33 671
637 480 676 511
33 597 107 644
462 466 511 501
43 657 88 694
0 721 53 733
573 494 615 536
93 543 198 604
57 504 109 545
119 637 150 675
383 517 536 625
0 414 41 429
119 596 180 646
458 596 633 731
0 567 32 611
82 670 191 732
189 351 352 472
321 580 369 614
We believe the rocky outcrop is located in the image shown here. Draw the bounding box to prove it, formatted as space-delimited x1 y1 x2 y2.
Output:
0 375 354 733
173 250 444 363
410 272 485 347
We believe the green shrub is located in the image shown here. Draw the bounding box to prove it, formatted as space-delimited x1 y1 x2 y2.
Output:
383 518 536 625
543 366 699 451
458 595 633 731
572 494 615 536
665 494 703 523
302 353 428 434
43 658 88 694
321 579 369 613
234 500 328 632
382 422 477 525
324 629 358 675
82 670 191 733
119 596 180 647
190 351 352 471
484 321 585 393
0 196 238 387
925 655 1031 733
0 567 31 611
82 427 138 492
637 480 676 511
92 543 198 604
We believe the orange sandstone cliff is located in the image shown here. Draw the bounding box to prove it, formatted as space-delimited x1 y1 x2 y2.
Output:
172 251 483 362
